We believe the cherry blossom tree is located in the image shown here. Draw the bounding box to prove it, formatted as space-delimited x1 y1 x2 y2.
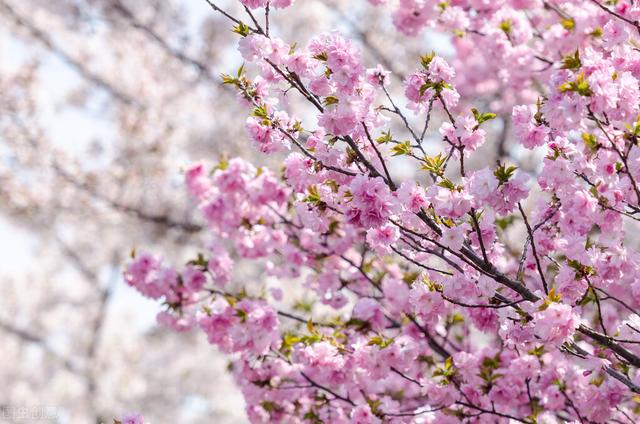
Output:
5 0 640 423
124 0 640 423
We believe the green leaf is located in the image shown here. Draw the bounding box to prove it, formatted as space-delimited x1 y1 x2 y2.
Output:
534 97 545 125
579 286 596 306
376 130 392 144
624 114 640 138
323 96 339 106
214 158 229 172
433 356 457 382
500 20 511 34
528 345 545 357
282 333 302 351
326 180 339 193
235 308 247 322
232 22 251 37
420 52 436 69
313 52 328 61
221 73 239 86
538 287 563 311
561 50 581 71
482 355 501 370
303 410 323 423
421 153 446 176
495 215 515 230
420 80 448 96
402 271 420 285
188 252 208 268
494 162 518 185
391 140 412 156
328 220 340 234
293 300 313 313
471 108 497 126
437 2 449 12
558 72 592 96
567 259 596 278
437 178 458 191
529 398 543 421
367 398 384 418
561 17 575 31
590 27 603 37
253 104 269 119
261 401 280 413
345 318 370 332
445 356 454 370
304 185 323 205
368 335 394 348
447 313 465 326
419 82 433 97
581 132 599 152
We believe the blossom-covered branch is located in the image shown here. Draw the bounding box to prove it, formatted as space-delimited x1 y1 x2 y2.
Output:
124 1 640 422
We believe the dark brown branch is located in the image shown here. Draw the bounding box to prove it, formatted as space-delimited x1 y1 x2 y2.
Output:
518 202 549 294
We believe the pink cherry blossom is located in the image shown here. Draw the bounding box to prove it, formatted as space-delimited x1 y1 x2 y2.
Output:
365 223 399 255
533 303 579 346
119 413 145 424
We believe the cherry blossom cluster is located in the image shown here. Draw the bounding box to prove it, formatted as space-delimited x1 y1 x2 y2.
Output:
115 412 145 424
125 0 640 422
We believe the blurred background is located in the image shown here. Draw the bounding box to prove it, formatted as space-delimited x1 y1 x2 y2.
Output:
0 1 448 422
